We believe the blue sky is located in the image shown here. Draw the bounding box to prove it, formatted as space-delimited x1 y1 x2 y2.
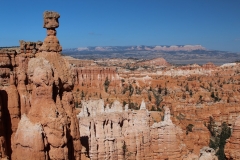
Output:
0 0 240 52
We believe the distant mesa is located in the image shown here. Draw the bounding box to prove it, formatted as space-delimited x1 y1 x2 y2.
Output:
73 45 206 52
152 45 205 51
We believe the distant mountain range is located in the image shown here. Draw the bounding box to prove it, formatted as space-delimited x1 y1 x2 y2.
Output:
64 45 206 52
62 45 240 65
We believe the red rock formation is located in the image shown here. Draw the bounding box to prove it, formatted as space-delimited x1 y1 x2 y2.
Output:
0 49 20 159
225 116 240 159
4 11 81 160
14 114 46 159
39 11 62 53
5 72 20 134
71 61 240 158
0 49 14 86
16 41 42 116
0 11 80 159
202 62 216 69
14 58 78 159
75 67 120 87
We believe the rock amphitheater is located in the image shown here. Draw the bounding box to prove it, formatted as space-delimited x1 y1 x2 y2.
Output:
0 11 239 160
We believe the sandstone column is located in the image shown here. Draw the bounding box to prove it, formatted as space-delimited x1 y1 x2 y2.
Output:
14 11 81 160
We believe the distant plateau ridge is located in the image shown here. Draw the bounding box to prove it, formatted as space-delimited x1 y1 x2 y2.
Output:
62 45 240 65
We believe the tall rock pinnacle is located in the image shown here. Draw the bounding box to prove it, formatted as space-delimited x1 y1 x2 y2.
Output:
13 11 81 159
39 11 62 52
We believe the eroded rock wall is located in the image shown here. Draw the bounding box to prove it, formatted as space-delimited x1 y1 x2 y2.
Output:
225 116 240 159
78 99 186 160
0 48 20 158
74 67 120 88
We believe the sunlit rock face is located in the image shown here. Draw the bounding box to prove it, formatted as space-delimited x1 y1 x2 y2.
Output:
78 100 187 160
14 57 80 160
